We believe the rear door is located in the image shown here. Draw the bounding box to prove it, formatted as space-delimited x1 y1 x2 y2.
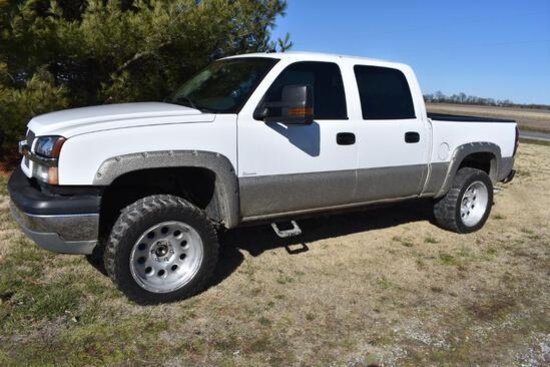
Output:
352 64 430 201
237 60 358 219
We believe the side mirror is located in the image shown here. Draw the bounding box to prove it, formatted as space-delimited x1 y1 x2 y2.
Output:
255 84 314 125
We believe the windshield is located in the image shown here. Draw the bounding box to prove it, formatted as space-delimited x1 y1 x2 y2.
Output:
167 57 279 114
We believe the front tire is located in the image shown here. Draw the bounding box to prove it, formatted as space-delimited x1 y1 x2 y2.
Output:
104 195 219 304
434 167 493 233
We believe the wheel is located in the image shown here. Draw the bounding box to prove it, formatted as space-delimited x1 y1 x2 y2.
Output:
434 167 493 233
104 195 219 304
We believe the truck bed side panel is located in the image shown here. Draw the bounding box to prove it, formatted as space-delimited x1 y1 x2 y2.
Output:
423 119 517 196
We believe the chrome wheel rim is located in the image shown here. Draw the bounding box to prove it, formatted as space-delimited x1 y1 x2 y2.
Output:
460 181 489 227
130 221 204 293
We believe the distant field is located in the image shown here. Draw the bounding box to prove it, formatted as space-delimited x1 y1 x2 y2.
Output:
427 103 550 133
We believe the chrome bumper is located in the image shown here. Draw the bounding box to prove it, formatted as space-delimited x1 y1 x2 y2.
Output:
10 202 99 255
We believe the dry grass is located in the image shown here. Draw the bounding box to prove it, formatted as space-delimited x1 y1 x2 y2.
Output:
427 103 550 133
0 143 549 366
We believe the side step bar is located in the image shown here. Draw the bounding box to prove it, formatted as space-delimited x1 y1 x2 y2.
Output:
271 221 302 238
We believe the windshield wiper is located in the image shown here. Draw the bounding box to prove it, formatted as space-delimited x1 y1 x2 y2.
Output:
165 96 215 113
170 95 197 110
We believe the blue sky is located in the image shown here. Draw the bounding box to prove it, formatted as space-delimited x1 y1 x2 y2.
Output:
271 0 550 104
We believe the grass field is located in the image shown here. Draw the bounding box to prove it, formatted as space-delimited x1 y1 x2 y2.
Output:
427 103 550 133
1 143 549 366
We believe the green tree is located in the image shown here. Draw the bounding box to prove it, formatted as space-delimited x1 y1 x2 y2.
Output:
0 0 289 162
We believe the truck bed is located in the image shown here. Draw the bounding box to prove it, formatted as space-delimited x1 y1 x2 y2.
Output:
428 112 515 123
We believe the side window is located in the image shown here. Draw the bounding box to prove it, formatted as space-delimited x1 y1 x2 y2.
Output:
354 65 415 120
263 61 348 120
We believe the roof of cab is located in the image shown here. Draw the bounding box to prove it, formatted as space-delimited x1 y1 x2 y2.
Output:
222 51 408 69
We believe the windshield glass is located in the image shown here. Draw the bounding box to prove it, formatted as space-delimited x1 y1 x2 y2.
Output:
167 57 279 113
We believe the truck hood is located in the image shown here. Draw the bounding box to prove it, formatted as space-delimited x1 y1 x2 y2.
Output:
27 102 215 137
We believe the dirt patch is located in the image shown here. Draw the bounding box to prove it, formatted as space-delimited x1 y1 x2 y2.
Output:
0 197 10 212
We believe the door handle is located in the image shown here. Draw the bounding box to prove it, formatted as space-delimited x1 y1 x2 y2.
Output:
405 132 420 143
337 132 356 145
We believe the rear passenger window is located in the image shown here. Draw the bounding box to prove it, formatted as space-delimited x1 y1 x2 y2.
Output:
354 65 415 120
263 61 348 120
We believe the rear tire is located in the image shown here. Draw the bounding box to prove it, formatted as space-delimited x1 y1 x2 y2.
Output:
104 195 219 304
434 167 493 233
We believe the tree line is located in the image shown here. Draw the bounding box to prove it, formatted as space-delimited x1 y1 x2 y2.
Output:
0 0 290 163
424 91 550 110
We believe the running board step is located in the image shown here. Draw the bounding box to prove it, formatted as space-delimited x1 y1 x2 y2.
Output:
271 221 302 238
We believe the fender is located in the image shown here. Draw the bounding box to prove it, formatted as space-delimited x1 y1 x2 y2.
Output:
93 150 240 228
435 142 502 198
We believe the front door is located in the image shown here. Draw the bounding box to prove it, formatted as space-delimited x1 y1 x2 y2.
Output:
237 61 358 219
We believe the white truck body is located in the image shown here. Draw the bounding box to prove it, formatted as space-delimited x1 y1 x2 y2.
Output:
9 52 518 303
22 52 515 206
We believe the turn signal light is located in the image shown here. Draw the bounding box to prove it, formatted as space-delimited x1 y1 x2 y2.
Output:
48 167 59 186
288 107 313 117
513 126 519 156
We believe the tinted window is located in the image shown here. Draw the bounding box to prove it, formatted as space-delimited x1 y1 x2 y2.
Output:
263 62 347 119
354 66 415 120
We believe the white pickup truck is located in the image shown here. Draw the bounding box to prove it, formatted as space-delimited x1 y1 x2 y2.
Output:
8 52 518 304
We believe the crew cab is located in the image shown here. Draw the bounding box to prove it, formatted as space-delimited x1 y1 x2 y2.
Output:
8 52 518 304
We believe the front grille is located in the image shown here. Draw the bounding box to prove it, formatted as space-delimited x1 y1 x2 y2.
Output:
24 130 35 168
26 130 35 147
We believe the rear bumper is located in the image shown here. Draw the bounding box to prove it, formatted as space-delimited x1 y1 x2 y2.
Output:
8 168 101 255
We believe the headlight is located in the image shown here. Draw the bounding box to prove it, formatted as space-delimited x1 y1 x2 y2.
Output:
35 136 66 158
31 136 66 185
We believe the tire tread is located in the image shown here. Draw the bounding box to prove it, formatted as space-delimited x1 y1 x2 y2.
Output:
104 195 218 304
434 167 493 233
